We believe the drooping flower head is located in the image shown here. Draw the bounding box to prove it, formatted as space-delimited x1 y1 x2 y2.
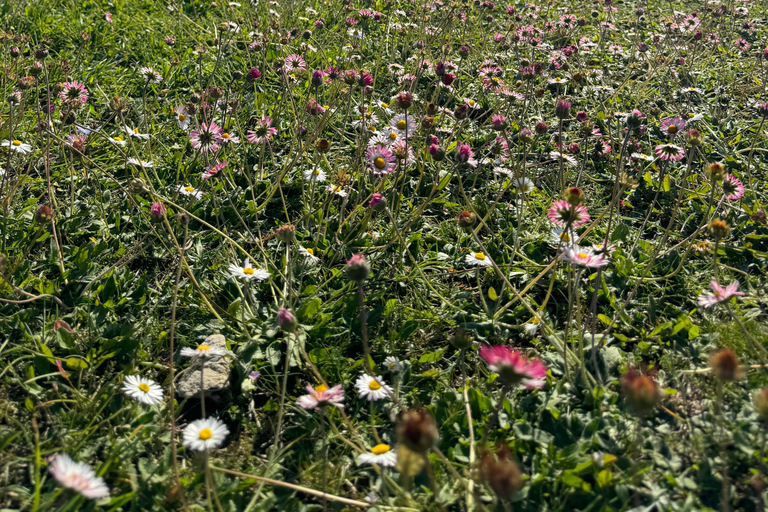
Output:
560 246 608 268
722 174 744 201
654 143 685 161
547 199 590 227
478 345 547 388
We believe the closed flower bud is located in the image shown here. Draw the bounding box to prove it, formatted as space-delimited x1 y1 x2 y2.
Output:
395 91 412 109
457 211 476 230
534 121 548 134
454 103 469 120
311 70 324 87
246 67 262 82
685 128 703 146
128 179 148 195
429 144 445 161
420 116 434 130
708 219 729 240
369 193 385 210
564 187 584 206
755 388 768 421
756 102 768 118
231 70 243 81
479 445 523 502
109 94 126 113
36 205 54 224
704 162 725 182
449 328 473 350
150 202 166 223
278 307 299 333
10 46 20 58
518 128 535 143
555 99 572 119
576 111 588 122
315 138 330 153
710 348 743 381
426 103 438 116
620 369 660 417
29 61 43 77
345 253 370 282
396 408 439 453
459 45 469 58
19 76 36 90
35 48 49 59
276 224 296 243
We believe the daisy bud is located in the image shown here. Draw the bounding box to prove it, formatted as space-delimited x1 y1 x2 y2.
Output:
275 224 295 243
177 213 190 226
208 87 223 100
620 369 660 417
568 143 580 154
434 61 446 77
535 88 545 98
457 211 476 230
709 219 730 240
534 121 548 135
638 42 649 52
755 388 768 421
710 348 743 381
426 103 438 116
626 109 645 130
311 70 324 87
429 144 445 161
277 307 299 333
459 45 469 58
302 30 312 40
396 408 439 453
164 36 176 46
564 187 584 206
420 116 435 131
10 46 20 59
572 72 584 83
576 111 588 122
752 210 767 225
479 445 523 502
345 253 370 282
758 102 768 118
315 138 330 153
704 162 724 182
231 70 243 81
35 48 48 59
426 134 439 146
344 70 357 85
441 73 456 86
36 205 54 224
555 99 572 119
449 328 473 350
685 128 704 146
518 128 535 143
150 202 166 223
369 193 385 210
492 114 508 131
29 61 43 77
454 103 469 120
395 91 413 110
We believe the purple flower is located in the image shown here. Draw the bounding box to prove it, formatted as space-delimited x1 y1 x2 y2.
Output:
365 145 396 175
245 67 262 82
190 121 223 153
722 174 745 201
454 142 478 167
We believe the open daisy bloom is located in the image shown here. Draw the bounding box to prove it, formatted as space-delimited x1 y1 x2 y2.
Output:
1 139 33 154
697 280 744 309
366 144 396 175
358 444 397 467
299 246 320 265
177 185 203 200
180 344 233 358
654 143 685 162
228 258 270 282
384 356 402 372
303 167 327 183
659 116 686 137
355 374 393 401
465 251 493 267
59 81 89 105
122 374 164 405
127 158 154 168
722 174 744 201
296 383 345 410
174 106 190 130
560 246 608 268
547 199 590 227
478 345 547 388
124 125 150 139
190 121 223 153
48 454 110 500
182 418 229 451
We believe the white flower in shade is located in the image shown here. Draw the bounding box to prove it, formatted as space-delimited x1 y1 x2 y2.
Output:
631 152 655 162
182 418 229 451
124 126 150 139
299 246 320 265
228 258 270 281
513 177 535 195
465 251 492 267
549 227 573 246
355 374 393 401
107 134 127 146
549 151 577 167
523 317 540 337
1 139 33 154
303 167 327 183
48 454 110 499
180 343 233 358
383 356 402 373
326 184 348 198
122 374 164 405
174 106 190 130
127 158 154 168
358 444 397 467
177 185 203 199
140 67 163 84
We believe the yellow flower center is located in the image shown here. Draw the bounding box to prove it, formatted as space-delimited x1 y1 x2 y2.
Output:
368 380 382 390
371 443 390 455
323 105 329 110
397 120 407 130
380 102 388 108
305 248 314 255
531 317 540 324
197 345 210 351
714 290 721 297
243 268 254 275
388 132 398 140
688 112 694 118
374 157 386 169
578 252 588 259
334 187 342 192
179 114 186 121
133 128 139 134
12 140 21 146
555 78 561 82
560 232 570 241
315 384 329 393
138 383 150 393
114 135 123 141
198 428 213 440
222 133 230 139
184 186 195 193
668 124 677 134
367 125 376 132
468 100 475 106
474 252 486 260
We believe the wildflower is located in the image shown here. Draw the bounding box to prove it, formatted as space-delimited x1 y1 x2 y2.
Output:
709 219 730 240
182 418 229 451
722 174 745 200
555 99 572 119
653 143 685 161
190 121 223 153
127 158 154 168
228 258 270 282
396 408 439 453
48 454 110 499
394 91 413 109
246 117 277 144
455 142 478 167
1 139 33 154
369 193 386 210
478 345 547 388
458 211 476 230
202 161 227 180
180 343 233 358
660 116 686 136
384 356 402 372
124 126 150 140
465 251 493 267
548 199 590 227
173 106 190 130
549 151 577 167
277 307 298 332
491 114 508 131
36 205 54 223
297 383 345 410
358 444 397 466
561 246 608 268
514 177 535 195
122 374 164 405
303 167 327 183
366 145 397 175
140 67 162 83
697 281 744 308
177 185 203 200
354 374 393 401
390 114 417 134
284 54 307 73
479 445 523 502
245 67 262 82
107 134 127 146
449 329 474 350
299 246 320 265
326 184 348 198
710 348 743 381
345 253 370 281
275 224 295 243
620 369 659 416
149 202 165 223
59 81 89 105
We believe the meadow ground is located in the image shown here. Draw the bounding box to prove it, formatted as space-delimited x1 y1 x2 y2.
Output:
1 0 768 510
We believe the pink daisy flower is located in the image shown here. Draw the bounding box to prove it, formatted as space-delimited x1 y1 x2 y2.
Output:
478 345 547 388
561 246 608 268
660 116 686 137
722 174 744 201
190 121 223 153
697 281 744 308
203 160 227 180
246 117 277 144
654 143 685 161
547 200 590 227
454 142 478 168
296 383 345 410
59 81 89 106
366 144 397 175
284 54 307 72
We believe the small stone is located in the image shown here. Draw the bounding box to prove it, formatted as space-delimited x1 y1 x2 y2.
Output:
177 334 232 399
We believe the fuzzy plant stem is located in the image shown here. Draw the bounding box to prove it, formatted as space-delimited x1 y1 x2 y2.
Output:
357 281 374 375
275 334 293 449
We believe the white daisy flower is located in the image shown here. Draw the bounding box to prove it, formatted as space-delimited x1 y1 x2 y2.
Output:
182 417 229 451
355 374 393 401
549 227 573 246
631 153 655 162
303 167 327 183
107 134 127 146
1 139 33 154
48 454 110 500
465 251 492 267
180 343 233 358
523 318 540 336
174 106 190 130
124 126 149 139
347 27 365 39
549 151 577 167
228 258 270 281
513 177 536 195
358 444 397 467
299 246 320 265
177 185 203 199
383 356 402 373
127 158 154 168
326 185 348 198
122 374 164 405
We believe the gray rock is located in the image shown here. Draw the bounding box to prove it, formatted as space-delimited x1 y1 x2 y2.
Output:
177 334 232 399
